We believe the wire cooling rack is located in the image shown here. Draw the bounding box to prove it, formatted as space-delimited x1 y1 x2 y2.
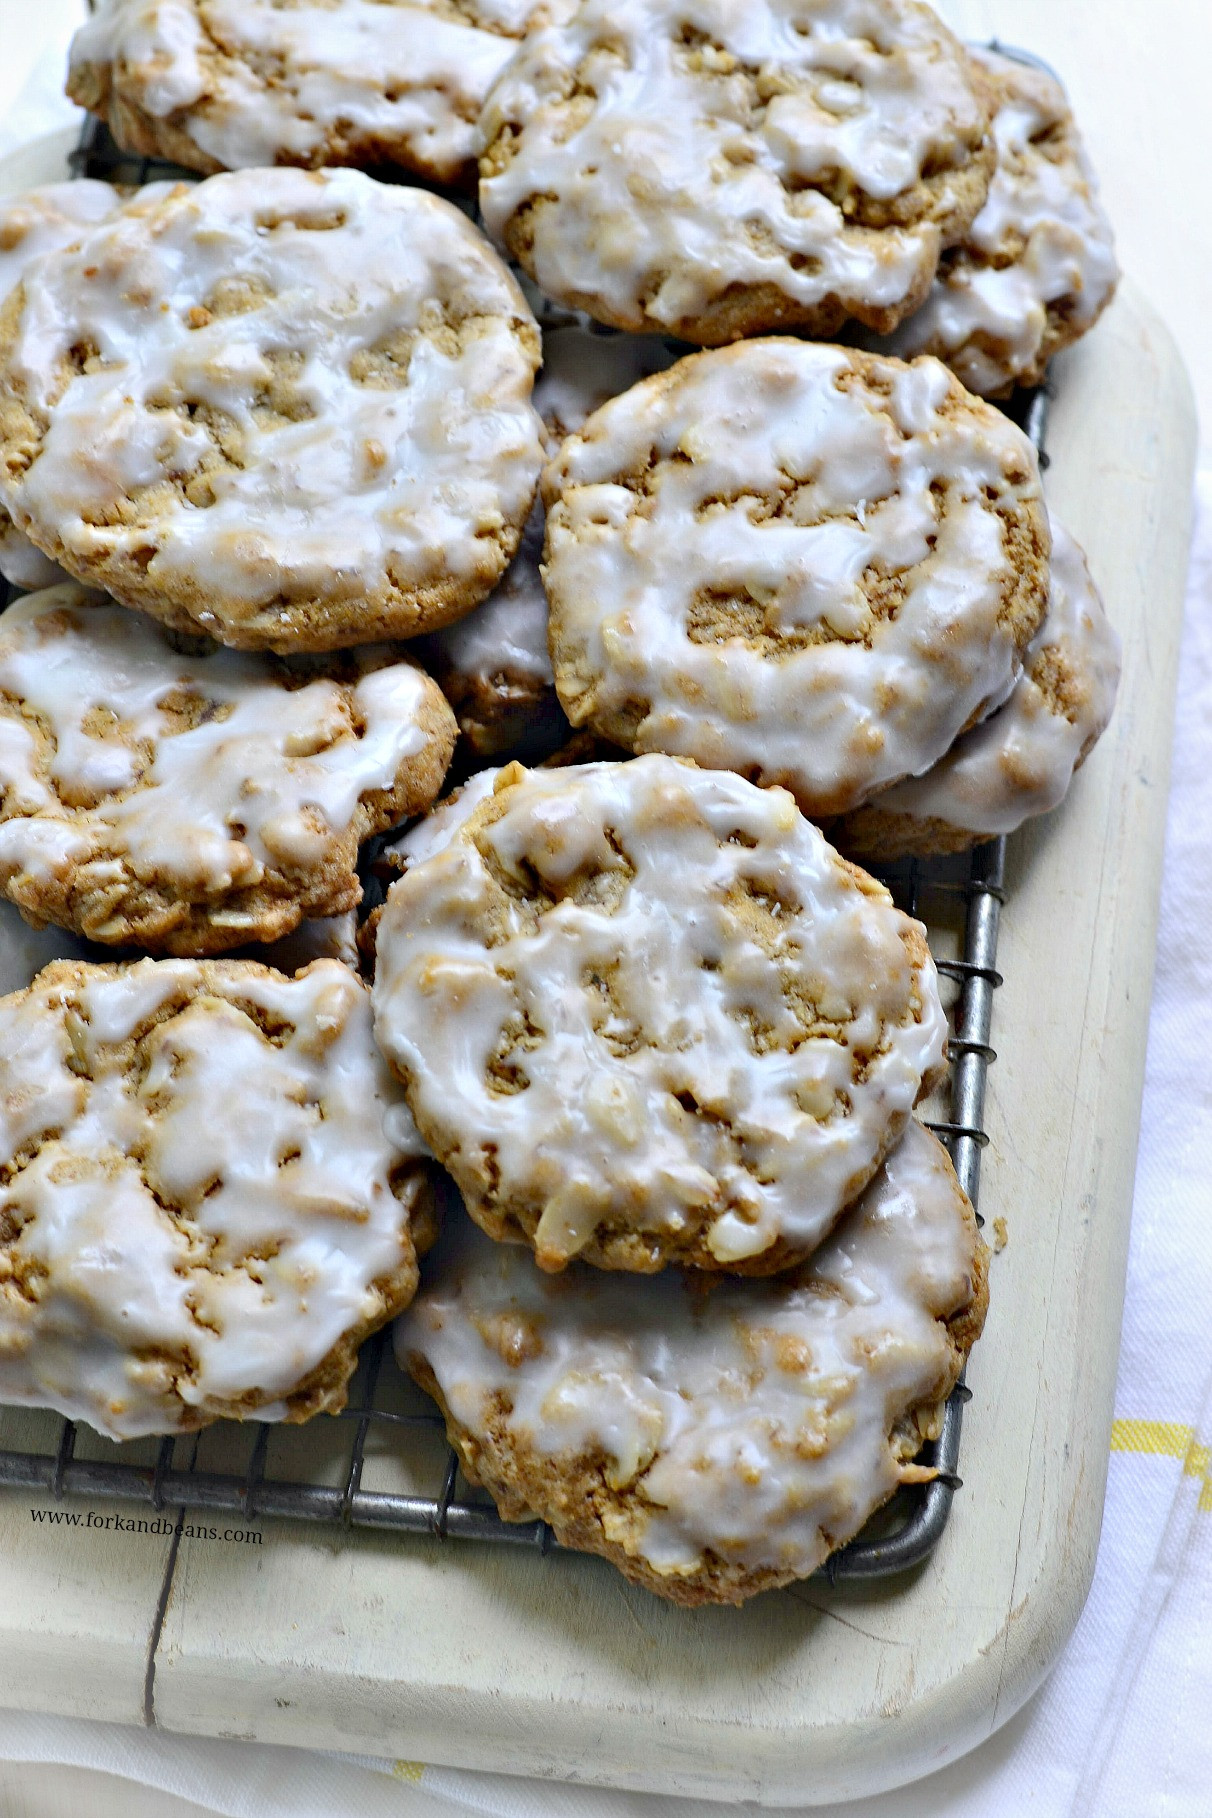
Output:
0 107 1049 1585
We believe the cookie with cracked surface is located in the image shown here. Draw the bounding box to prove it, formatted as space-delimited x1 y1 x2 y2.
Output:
372 754 947 1273
0 168 544 652
826 522 1120 858
0 584 456 953
67 0 575 190
544 339 1050 817
0 957 433 1439
0 180 185 592
478 0 995 344
398 1118 987 1604
865 48 1118 395
417 326 677 758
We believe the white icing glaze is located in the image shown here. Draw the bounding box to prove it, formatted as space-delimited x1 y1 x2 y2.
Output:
0 517 66 591
69 0 572 185
382 767 503 873
373 755 946 1267
877 50 1118 394
398 1119 979 1580
0 168 543 646
0 182 124 302
478 0 990 335
0 584 446 928
856 522 1120 837
544 339 1046 815
0 181 183 592
0 958 425 1439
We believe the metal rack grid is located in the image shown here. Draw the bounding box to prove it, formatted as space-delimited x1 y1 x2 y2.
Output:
0 842 1006 1579
0 106 1049 1586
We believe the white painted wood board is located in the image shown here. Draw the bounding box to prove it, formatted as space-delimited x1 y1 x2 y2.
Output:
0 1408 172 1728
0 109 1195 1795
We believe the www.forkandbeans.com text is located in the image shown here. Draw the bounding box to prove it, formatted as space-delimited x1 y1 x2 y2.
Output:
30 1507 263 1544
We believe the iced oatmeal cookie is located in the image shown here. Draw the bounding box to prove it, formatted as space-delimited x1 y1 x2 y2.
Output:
0 584 456 952
544 339 1050 816
67 0 574 189
399 1119 988 1604
478 0 995 343
0 180 182 591
0 168 544 652
0 957 433 1439
372 755 947 1273
827 522 1120 857
869 48 1118 395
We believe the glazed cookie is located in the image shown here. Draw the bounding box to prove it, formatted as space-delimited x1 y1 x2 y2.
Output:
827 523 1120 858
418 326 676 757
0 168 544 652
0 584 456 953
0 181 183 592
373 755 947 1273
478 0 995 344
67 0 574 189
0 957 432 1439
544 340 1050 817
870 49 1118 395
399 1119 988 1604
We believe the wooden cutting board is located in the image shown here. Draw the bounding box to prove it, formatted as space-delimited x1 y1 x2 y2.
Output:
0 119 1197 1803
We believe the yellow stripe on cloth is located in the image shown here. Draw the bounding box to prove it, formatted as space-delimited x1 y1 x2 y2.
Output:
1110 1419 1194 1458
1111 1420 1212 1510
391 1761 426 1784
1186 1442 1211 1480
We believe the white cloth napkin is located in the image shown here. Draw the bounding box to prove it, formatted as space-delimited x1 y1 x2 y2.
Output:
1 13 1211 1814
